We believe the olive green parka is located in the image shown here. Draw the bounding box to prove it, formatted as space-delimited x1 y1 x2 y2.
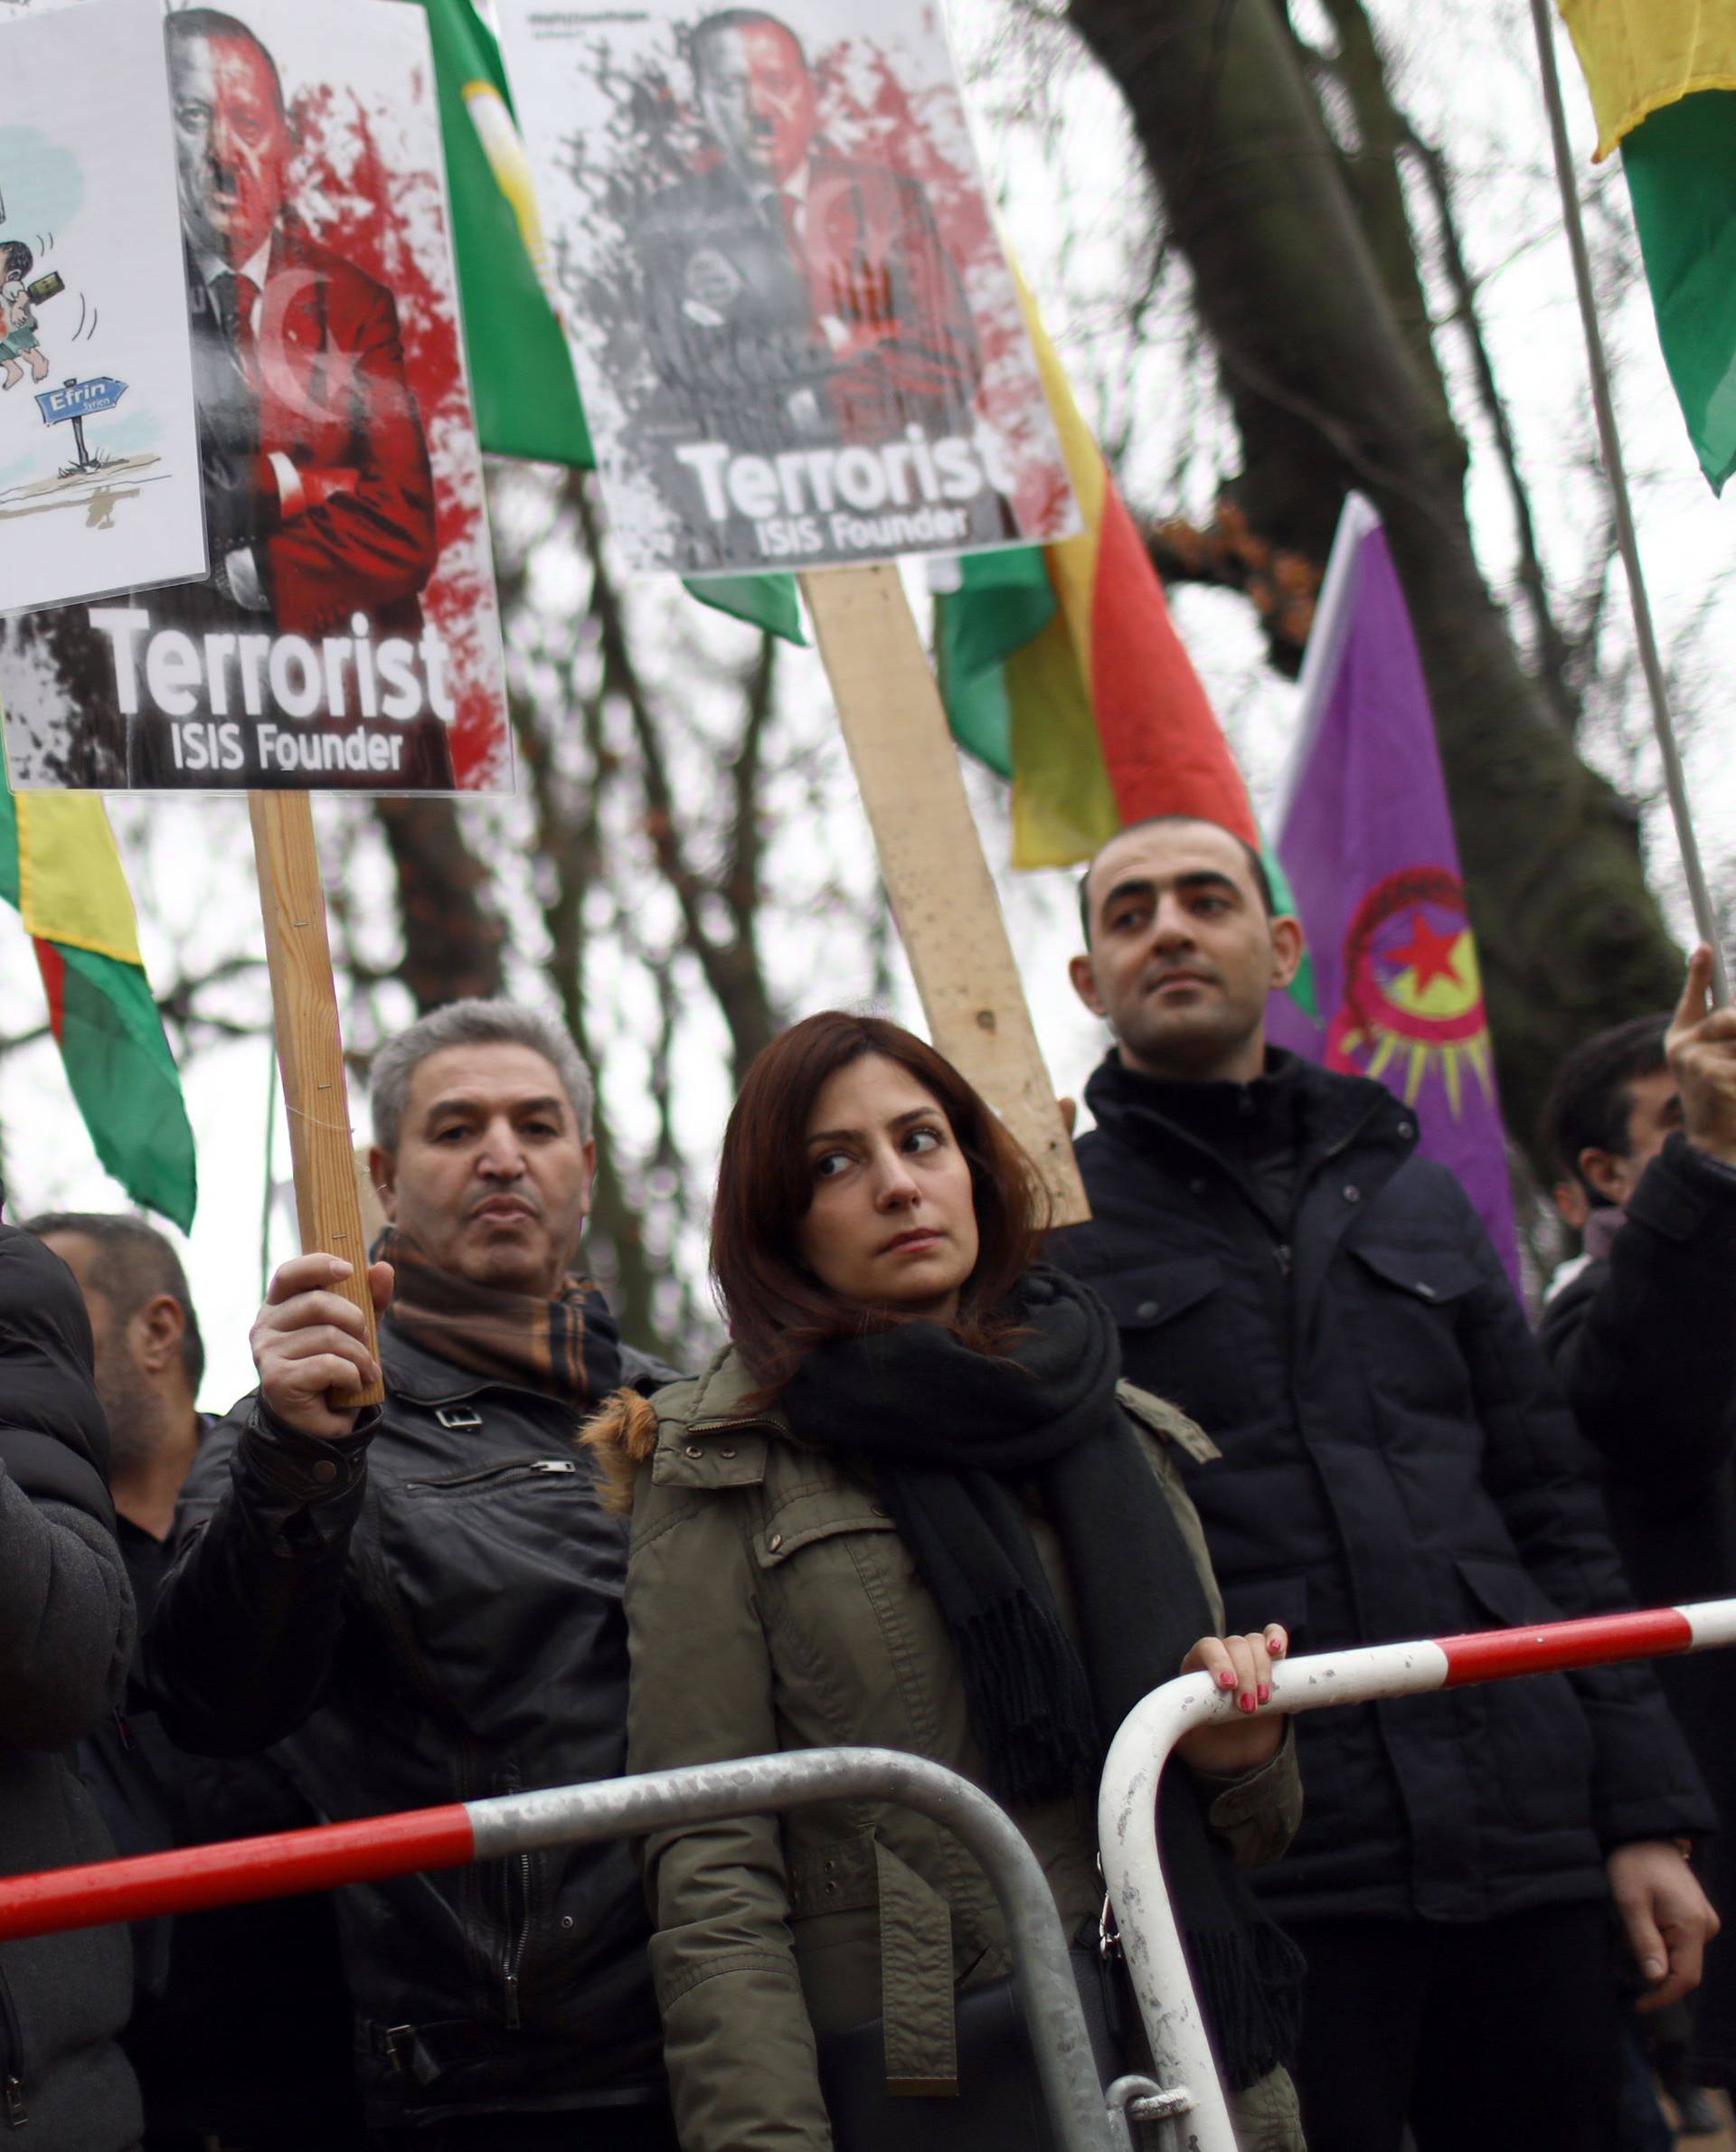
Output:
589 1348 1305 2152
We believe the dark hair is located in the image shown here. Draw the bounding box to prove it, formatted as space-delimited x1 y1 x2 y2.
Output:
23 1212 205 1392
1542 1013 1670 1206
691 7 808 80
1077 815 1276 944
712 1012 1047 1393
164 8 286 115
1 241 33 283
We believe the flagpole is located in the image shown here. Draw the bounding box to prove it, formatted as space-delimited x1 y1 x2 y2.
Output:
1528 0 1730 1005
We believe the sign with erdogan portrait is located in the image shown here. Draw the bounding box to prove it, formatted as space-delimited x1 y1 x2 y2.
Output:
0 0 511 794
496 0 1078 575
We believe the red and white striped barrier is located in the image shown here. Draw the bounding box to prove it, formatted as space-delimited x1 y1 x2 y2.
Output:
1098 1598 1736 2152
0 1602 1731 2151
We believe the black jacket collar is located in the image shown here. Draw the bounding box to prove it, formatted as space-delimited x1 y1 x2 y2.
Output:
1083 1044 1412 1177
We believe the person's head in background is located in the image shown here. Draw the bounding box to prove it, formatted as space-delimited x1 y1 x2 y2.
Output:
1070 816 1304 1085
25 1212 204 1536
1543 1014 1675 1219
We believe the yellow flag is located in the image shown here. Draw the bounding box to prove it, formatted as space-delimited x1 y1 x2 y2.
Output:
17 793 143 965
1559 0 1736 159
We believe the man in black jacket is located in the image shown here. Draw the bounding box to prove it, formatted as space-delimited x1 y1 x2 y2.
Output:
142 1001 676 2149
0 1209 141 2150
1057 816 1717 2152
1539 946 1736 2099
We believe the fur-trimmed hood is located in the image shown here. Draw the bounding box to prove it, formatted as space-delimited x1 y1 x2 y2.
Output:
580 1387 661 1515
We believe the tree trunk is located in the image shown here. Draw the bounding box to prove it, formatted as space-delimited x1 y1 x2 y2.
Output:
373 800 506 1013
1064 0 1681 1155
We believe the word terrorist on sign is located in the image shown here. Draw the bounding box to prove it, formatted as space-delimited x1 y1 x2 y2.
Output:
675 427 1002 559
88 607 458 779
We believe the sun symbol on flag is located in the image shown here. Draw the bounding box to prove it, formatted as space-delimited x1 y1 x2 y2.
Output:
1324 865 1496 1118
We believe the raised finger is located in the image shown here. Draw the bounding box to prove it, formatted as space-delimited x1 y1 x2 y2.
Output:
1669 946 1714 1044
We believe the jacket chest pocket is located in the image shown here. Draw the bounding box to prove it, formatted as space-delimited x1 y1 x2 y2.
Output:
373 1454 627 1737
1090 1256 1262 1432
752 1491 901 1570
1344 1241 1483 1418
752 1499 953 1749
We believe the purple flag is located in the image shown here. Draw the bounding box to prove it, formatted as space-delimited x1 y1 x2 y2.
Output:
1266 494 1522 1285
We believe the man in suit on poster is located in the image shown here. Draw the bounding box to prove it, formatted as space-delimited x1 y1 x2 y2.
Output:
640 7 984 453
151 6 452 786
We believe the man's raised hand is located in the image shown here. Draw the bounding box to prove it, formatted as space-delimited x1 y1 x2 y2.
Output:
250 1254 394 1440
1668 945 1736 1165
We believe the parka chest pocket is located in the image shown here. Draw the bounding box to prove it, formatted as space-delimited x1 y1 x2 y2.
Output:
752 1493 901 1571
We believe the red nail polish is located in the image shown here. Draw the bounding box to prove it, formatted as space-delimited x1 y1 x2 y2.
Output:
1218 1669 1236 1687
1258 1684 1271 1705
1239 1694 1255 1713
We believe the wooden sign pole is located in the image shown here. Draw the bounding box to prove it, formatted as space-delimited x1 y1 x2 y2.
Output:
800 564 1090 1227
250 791 385 1407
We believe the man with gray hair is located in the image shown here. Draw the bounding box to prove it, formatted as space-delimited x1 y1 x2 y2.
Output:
143 1001 678 2149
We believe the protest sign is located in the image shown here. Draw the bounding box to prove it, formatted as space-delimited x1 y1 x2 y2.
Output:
0 0 207 614
0 0 510 796
495 0 1078 575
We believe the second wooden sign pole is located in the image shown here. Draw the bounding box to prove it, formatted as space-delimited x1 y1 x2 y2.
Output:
800 563 1089 1227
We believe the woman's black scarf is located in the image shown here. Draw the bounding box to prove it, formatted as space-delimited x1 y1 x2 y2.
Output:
782 1266 1302 2091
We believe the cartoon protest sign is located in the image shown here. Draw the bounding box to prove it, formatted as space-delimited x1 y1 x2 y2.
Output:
0 0 207 615
495 0 1078 574
0 0 511 795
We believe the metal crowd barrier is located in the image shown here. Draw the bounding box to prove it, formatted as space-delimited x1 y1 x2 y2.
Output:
0 1745 1152 2152
1 1601 1733 2149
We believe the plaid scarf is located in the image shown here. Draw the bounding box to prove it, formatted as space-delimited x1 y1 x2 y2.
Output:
375 1227 623 1405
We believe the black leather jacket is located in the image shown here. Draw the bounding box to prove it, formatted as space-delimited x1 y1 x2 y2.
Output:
142 1318 675 2132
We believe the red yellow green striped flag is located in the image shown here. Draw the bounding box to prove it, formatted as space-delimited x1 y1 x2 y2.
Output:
938 278 1269 864
0 774 196 1230
1559 0 1736 492
935 276 1314 1008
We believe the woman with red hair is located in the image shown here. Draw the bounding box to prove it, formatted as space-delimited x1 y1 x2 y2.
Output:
588 1012 1306 2150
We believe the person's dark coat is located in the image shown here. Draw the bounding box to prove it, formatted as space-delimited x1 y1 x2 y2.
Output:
1539 1132 1736 2084
80 1479 365 2148
0 1222 141 2150
140 1317 675 2137
1054 1051 1711 1926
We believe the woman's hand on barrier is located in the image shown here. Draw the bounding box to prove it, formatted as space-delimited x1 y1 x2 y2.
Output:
1175 1626 1288 1778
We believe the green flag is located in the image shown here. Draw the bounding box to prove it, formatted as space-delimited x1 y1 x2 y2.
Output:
1623 91 1736 495
0 776 196 1230
420 0 804 643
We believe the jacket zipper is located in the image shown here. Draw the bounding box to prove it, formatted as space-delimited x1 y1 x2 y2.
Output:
0 1966 27 2128
497 1768 530 2029
403 1460 580 1494
504 1855 530 2030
